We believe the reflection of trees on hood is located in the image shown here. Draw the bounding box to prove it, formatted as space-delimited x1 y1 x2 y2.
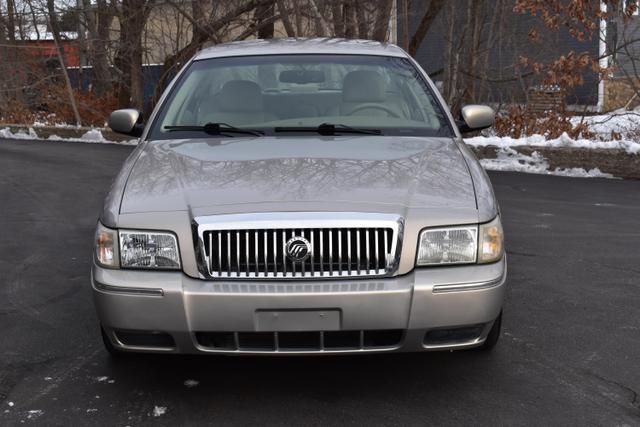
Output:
126 140 473 202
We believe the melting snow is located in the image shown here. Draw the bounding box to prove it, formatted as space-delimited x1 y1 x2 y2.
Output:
0 126 137 145
464 131 640 155
0 127 38 140
153 406 167 417
479 147 614 178
27 410 43 419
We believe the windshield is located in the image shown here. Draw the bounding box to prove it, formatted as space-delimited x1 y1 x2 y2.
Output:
150 54 454 139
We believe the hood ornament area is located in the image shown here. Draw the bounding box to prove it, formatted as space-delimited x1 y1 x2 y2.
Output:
285 236 312 262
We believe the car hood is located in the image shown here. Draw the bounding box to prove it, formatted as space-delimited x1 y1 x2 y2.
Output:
119 136 477 215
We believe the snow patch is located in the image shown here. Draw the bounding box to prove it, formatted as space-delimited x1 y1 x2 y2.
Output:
0 127 38 140
80 129 107 142
27 409 43 419
0 126 137 145
569 110 640 140
153 406 167 417
479 147 614 178
184 379 199 388
95 376 109 383
465 132 640 155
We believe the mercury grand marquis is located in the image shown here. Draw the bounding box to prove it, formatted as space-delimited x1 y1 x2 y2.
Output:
93 38 506 355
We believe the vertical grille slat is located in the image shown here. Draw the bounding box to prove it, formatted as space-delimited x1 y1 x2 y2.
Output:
356 229 361 275
281 230 287 276
319 230 325 276
328 229 333 275
226 231 231 277
365 230 370 273
310 229 315 276
374 228 380 273
217 232 222 276
337 229 342 275
235 231 241 277
272 230 277 277
208 232 213 274
245 230 250 276
263 230 268 277
384 229 389 269
254 230 259 276
203 226 396 279
347 229 352 275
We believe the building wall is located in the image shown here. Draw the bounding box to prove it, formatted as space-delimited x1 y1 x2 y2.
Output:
398 1 600 107
607 13 640 79
604 77 640 110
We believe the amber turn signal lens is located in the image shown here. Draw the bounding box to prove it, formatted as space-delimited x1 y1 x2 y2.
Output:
478 217 504 263
95 223 119 268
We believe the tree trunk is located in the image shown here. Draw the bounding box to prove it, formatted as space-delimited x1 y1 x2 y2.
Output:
355 0 369 39
255 1 275 38
408 0 446 56
371 0 393 42
401 0 409 50
277 0 296 36
344 2 357 38
115 0 149 111
47 0 82 126
332 2 345 37
82 0 114 96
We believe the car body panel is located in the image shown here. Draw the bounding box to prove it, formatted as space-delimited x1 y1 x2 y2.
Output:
193 38 408 61
93 258 506 354
119 136 476 214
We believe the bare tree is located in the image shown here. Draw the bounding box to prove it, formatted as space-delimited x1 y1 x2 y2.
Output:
113 0 152 110
46 0 82 125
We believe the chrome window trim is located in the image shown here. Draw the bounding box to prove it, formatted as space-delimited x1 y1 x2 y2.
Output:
193 212 403 280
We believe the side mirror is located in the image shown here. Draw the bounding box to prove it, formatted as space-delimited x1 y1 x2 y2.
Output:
108 109 144 137
458 105 495 134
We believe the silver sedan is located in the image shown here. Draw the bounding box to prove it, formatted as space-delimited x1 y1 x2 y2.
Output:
93 38 505 356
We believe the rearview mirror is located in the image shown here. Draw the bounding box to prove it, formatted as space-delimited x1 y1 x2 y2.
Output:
108 109 144 137
279 70 325 84
458 105 495 133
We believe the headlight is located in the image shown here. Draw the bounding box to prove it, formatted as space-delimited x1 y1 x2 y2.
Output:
478 216 504 263
119 230 181 269
95 222 119 268
417 226 478 266
416 217 504 267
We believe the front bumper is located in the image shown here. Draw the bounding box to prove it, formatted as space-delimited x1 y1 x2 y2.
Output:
92 258 506 354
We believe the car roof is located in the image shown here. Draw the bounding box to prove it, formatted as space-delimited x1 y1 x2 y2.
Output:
193 38 408 61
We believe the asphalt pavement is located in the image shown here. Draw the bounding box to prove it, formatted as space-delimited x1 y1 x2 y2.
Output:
1 138 639 425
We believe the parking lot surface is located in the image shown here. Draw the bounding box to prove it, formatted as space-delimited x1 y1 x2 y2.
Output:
1 139 639 425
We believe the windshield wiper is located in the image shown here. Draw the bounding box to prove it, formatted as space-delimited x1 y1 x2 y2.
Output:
274 123 382 136
164 122 263 136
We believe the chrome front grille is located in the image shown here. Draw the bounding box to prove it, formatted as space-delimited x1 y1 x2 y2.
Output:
194 213 402 279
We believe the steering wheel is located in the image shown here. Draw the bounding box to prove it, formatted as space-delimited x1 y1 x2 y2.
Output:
346 103 400 118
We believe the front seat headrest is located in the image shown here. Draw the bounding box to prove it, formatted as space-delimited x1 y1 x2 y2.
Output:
342 70 386 103
218 80 263 112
